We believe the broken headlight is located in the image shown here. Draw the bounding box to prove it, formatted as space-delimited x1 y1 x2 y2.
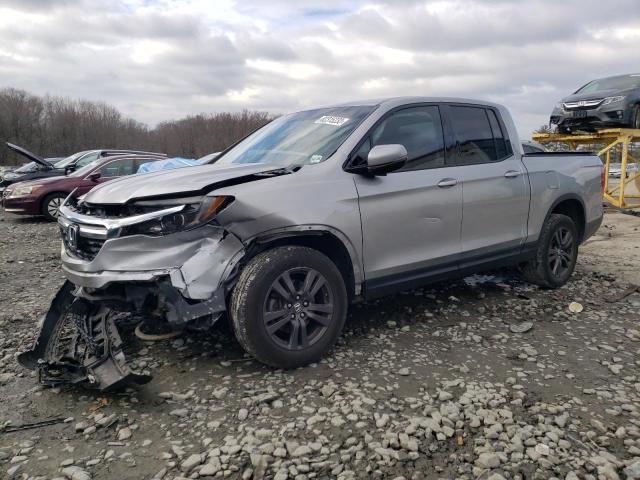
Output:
125 196 233 236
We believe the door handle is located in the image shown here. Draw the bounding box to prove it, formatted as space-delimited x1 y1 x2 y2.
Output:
504 170 520 178
437 178 458 188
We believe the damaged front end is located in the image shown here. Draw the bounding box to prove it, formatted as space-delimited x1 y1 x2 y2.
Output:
19 193 246 391
18 282 151 391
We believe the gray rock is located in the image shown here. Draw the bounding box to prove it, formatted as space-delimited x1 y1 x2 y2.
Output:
117 427 132 441
169 408 189 418
625 460 640 479
475 452 501 469
61 466 91 480
180 453 204 473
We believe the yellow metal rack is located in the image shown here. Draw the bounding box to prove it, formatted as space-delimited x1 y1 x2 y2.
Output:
532 128 640 209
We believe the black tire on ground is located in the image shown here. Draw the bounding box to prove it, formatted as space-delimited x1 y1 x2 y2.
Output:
632 106 640 129
521 213 579 288
41 193 67 221
230 246 348 369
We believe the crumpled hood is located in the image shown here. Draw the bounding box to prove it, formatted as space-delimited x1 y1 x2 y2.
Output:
84 162 290 204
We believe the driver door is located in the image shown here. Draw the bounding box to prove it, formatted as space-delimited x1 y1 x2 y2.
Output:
353 105 463 295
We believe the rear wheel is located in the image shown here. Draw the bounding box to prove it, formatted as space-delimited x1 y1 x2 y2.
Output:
521 214 578 288
42 193 66 221
230 246 348 368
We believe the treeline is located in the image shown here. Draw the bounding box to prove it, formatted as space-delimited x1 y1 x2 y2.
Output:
0 87 272 165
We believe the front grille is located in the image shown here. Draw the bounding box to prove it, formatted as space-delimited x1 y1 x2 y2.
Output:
60 226 106 261
563 99 603 110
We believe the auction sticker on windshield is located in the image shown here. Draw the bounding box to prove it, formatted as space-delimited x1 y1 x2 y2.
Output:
314 116 349 126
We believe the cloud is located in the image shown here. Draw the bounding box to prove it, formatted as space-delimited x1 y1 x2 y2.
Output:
0 0 638 137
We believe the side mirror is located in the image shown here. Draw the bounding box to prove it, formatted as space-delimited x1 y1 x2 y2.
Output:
366 144 407 175
87 171 101 181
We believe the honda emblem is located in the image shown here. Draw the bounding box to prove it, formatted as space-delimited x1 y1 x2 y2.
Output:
67 224 79 249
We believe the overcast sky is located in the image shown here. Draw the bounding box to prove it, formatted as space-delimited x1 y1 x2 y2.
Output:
1 0 639 138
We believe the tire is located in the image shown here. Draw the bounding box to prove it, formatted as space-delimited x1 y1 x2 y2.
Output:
230 246 348 369
632 106 640 129
557 125 570 135
521 214 579 288
42 193 67 221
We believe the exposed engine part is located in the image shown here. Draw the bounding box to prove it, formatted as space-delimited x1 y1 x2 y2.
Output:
18 281 151 391
134 323 182 342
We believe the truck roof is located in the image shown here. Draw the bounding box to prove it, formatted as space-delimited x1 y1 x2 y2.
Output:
310 96 505 111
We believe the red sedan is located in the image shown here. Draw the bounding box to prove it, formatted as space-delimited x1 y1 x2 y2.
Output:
2 154 166 220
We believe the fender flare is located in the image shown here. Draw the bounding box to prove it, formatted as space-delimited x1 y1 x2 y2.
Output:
541 193 587 240
219 224 364 294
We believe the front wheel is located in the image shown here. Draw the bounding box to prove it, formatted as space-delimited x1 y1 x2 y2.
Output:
521 214 578 288
631 106 640 129
230 246 348 368
42 193 67 221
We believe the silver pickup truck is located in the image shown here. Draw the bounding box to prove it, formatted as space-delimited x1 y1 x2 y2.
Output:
20 97 604 390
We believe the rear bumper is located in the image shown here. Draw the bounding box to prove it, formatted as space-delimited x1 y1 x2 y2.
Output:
584 214 603 241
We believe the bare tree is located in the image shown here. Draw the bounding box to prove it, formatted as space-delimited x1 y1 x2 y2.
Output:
0 88 272 165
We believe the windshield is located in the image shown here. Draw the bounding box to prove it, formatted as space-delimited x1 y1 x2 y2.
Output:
70 160 100 178
215 105 376 166
56 151 91 168
577 75 640 94
14 162 39 173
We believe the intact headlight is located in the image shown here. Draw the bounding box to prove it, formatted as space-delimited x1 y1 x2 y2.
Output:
8 184 42 198
2 172 21 181
601 96 625 106
125 196 233 236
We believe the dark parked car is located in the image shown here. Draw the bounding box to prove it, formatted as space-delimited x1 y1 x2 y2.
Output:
0 143 166 194
2 154 166 220
550 73 640 133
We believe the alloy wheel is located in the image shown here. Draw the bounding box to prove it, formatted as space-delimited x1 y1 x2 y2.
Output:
548 227 574 277
47 197 63 218
263 267 334 350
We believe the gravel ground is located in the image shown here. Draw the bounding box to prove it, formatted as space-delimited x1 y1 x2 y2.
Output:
0 211 639 480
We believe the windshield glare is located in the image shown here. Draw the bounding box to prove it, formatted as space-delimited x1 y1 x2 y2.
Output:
14 162 39 173
56 151 91 168
215 105 376 166
70 160 100 178
577 75 640 94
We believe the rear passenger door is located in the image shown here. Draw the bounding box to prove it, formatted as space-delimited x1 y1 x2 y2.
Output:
352 105 463 293
444 104 529 261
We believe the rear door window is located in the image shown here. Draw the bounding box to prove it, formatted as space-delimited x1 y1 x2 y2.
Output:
99 158 135 177
487 109 509 159
449 106 497 164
